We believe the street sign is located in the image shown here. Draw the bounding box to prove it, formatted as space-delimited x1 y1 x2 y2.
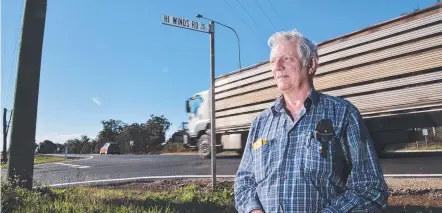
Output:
130 141 134 146
423 129 428 136
161 14 210 33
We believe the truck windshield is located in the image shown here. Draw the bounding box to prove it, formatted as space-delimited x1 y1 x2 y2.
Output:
189 96 203 114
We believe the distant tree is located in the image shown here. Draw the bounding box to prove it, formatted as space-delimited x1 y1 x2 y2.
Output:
66 139 81 154
90 139 98 153
55 143 65 153
95 119 127 151
94 115 171 154
169 129 187 143
65 135 91 154
98 119 127 141
38 140 57 154
144 114 171 152
79 135 93 154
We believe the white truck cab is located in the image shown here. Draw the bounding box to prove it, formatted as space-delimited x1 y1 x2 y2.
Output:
186 90 210 139
183 89 246 158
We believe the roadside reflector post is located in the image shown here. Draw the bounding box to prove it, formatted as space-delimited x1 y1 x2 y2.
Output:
65 143 68 159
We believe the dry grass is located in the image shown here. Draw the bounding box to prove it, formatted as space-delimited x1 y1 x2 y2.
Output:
1 179 234 213
159 142 194 154
2 178 442 213
1 155 67 169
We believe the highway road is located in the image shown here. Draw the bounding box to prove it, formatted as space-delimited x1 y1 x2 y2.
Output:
19 153 442 186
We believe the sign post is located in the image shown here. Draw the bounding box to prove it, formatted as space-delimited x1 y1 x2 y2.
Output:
64 143 68 159
422 129 428 146
162 14 217 189
130 141 134 154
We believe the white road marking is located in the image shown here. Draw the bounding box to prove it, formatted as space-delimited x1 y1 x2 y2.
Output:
384 174 442 177
53 162 90 169
73 155 94 161
48 174 442 187
49 175 236 187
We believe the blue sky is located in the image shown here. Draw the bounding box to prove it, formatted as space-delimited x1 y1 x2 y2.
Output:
1 0 436 147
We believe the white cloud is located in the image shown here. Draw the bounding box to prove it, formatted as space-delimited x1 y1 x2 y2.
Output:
162 67 169 73
92 97 101 105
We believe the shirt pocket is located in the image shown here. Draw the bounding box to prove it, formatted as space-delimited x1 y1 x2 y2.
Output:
302 132 337 176
253 139 275 184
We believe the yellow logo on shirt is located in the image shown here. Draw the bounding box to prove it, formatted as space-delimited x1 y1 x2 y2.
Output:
252 139 267 150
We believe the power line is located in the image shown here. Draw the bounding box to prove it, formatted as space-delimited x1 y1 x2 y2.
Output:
4 0 26 110
234 0 265 33
222 0 257 34
222 0 269 52
255 0 277 30
266 0 288 30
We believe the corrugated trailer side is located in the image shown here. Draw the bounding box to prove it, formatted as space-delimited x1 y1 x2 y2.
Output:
213 3 442 136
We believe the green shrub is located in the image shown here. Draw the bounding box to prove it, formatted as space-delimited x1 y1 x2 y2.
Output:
160 142 194 153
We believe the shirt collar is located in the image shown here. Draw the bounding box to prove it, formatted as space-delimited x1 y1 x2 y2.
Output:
271 88 320 115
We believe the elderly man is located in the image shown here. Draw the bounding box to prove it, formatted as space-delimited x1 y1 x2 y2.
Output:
234 30 389 213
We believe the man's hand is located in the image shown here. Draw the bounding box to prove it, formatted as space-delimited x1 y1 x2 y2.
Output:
250 210 264 213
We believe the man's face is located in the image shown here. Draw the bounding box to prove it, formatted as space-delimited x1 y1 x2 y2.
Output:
270 40 310 92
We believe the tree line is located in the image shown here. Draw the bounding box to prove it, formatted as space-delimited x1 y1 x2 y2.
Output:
35 114 175 154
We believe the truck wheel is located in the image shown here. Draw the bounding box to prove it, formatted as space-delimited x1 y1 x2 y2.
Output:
198 134 211 159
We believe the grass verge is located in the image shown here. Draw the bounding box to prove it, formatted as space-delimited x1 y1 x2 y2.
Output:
158 142 195 154
401 144 442 151
1 155 67 169
2 179 442 213
1 180 235 213
384 142 442 152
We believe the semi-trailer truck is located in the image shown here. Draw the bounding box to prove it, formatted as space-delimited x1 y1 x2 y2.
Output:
183 3 442 158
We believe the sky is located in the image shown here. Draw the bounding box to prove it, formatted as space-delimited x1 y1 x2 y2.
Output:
1 0 437 149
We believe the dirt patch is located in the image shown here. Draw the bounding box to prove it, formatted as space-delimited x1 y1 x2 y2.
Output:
96 179 234 193
389 194 442 207
384 178 442 211
93 178 442 211
385 178 442 194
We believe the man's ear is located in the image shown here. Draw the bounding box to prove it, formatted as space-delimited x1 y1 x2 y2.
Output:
308 57 318 76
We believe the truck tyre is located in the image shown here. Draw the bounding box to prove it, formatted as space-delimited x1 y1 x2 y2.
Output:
198 134 211 159
236 149 244 156
375 143 386 157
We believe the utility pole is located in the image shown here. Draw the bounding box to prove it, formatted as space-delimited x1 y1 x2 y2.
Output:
2 108 8 163
209 20 217 189
2 108 12 163
7 0 47 190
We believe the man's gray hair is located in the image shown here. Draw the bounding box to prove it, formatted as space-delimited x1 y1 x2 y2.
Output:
268 29 318 68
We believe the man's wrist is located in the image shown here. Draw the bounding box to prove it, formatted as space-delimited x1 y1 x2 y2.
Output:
246 205 263 213
321 205 340 213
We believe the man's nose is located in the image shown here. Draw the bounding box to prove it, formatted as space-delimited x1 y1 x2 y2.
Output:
274 58 284 70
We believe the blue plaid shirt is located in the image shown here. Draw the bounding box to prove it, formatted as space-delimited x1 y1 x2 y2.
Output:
234 89 389 213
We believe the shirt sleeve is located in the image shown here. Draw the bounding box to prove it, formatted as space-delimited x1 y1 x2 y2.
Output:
234 118 263 213
321 108 389 213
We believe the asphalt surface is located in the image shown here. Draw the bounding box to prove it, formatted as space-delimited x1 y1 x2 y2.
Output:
18 153 441 186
